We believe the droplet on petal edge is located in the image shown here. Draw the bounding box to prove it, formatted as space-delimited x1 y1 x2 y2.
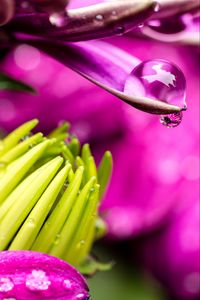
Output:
154 3 160 12
0 251 90 299
113 26 125 35
123 59 187 127
49 12 68 27
160 111 183 128
95 14 104 22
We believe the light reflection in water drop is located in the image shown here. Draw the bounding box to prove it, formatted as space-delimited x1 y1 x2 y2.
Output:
26 269 51 291
49 12 68 27
0 277 14 292
95 14 104 22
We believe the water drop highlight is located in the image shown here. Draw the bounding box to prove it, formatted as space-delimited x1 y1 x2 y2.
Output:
63 279 74 290
26 270 51 291
95 14 104 22
0 277 14 292
113 26 125 35
49 12 68 27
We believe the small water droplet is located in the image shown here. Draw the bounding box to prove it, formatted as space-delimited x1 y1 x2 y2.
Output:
111 10 117 16
64 182 69 189
20 134 31 142
29 143 34 149
49 12 68 27
27 218 36 227
76 293 86 299
95 14 104 22
76 240 85 249
54 234 61 245
124 59 186 128
154 3 160 12
113 26 125 35
26 270 51 291
138 23 144 28
160 111 183 128
0 277 14 292
63 279 74 290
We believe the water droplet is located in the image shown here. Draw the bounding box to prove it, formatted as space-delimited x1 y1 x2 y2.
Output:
154 3 160 12
53 234 61 245
111 10 117 16
20 134 31 142
63 279 74 290
29 143 34 149
49 12 68 27
76 240 85 249
27 218 36 227
160 111 183 128
95 14 104 22
0 277 14 292
26 270 51 291
138 23 144 28
124 59 186 127
76 293 86 299
113 26 125 35
64 182 69 189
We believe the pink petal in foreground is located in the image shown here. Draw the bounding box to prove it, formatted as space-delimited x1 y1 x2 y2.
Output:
0 251 90 300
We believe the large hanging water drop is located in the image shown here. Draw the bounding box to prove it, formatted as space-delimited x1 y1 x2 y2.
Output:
123 59 186 127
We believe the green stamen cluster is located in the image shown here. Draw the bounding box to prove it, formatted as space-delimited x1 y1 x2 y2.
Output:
0 119 112 267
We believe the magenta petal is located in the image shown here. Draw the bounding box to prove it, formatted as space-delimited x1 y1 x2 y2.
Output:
0 251 89 300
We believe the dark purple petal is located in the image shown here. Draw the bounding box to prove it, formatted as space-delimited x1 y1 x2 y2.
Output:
15 35 181 115
8 1 157 41
0 250 89 300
